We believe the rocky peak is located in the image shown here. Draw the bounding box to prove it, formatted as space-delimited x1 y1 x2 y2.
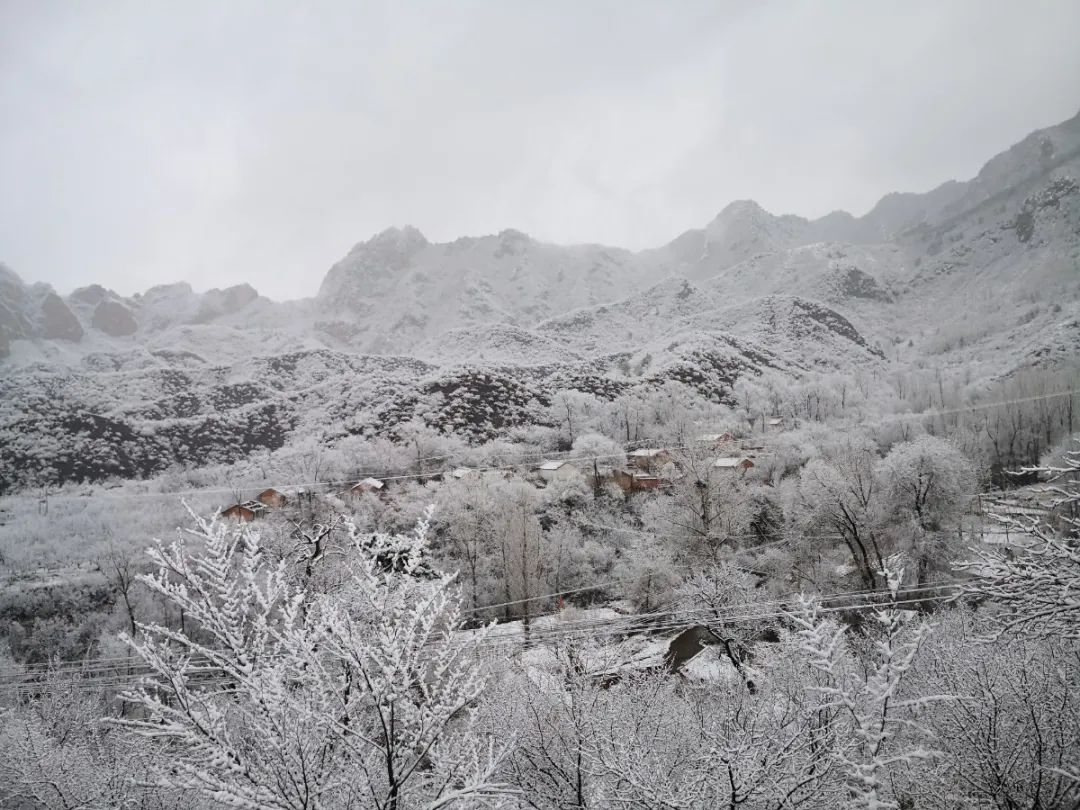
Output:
494 228 532 257
0 263 24 290
318 226 430 305
706 200 773 232
364 225 428 257
69 284 113 307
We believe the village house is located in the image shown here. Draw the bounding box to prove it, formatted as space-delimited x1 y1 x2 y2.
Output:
221 500 268 522
612 468 662 492
627 448 671 473
347 477 385 497
712 456 755 475
695 432 735 450
256 487 288 508
537 459 580 484
766 417 786 431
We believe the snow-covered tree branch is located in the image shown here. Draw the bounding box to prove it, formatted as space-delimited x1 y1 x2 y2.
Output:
112 505 512 810
959 439 1080 639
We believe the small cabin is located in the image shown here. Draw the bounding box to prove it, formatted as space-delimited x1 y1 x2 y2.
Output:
256 488 288 508
766 417 785 431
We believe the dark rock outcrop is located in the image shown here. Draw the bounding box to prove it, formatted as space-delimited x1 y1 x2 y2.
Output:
91 299 139 336
39 292 83 341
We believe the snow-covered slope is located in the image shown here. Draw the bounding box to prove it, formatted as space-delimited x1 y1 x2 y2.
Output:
2 109 1079 489
315 226 666 354
414 324 586 366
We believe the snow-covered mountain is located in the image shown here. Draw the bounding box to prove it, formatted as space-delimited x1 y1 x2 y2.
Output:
315 226 664 355
2 109 1079 489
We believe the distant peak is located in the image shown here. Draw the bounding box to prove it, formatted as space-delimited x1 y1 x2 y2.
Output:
0 262 24 287
368 225 427 246
718 199 768 217
815 209 856 222
139 281 194 299
706 200 775 232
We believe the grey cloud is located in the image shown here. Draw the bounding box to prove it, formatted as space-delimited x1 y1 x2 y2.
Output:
1 0 1078 300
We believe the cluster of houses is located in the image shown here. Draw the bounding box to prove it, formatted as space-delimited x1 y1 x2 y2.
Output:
537 433 762 493
220 486 298 522
220 479 382 522
220 429 775 521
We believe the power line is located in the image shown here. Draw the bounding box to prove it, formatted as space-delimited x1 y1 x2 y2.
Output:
0 579 963 686
0 589 961 695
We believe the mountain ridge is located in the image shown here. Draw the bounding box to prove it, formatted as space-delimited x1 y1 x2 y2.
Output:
1 110 1078 489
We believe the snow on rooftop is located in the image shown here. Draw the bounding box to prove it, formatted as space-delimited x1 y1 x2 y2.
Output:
538 459 570 471
713 456 751 468
354 477 384 489
628 448 665 457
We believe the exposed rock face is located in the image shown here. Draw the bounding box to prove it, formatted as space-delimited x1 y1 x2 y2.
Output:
91 299 139 336
830 266 892 302
318 225 430 305
221 283 258 310
39 292 83 341
70 284 110 307
192 283 260 323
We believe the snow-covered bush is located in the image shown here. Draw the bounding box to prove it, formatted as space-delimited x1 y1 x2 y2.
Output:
114 507 510 809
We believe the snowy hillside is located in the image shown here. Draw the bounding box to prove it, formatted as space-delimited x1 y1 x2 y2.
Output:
2 109 1079 489
315 226 667 355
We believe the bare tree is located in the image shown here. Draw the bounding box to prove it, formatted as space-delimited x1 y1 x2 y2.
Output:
878 435 977 585
796 438 887 590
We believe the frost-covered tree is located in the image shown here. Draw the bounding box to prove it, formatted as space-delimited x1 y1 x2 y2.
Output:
484 645 844 809
895 608 1080 807
675 564 766 692
497 483 546 628
661 443 756 558
113 507 510 810
434 477 503 612
792 562 939 809
570 432 624 495
878 435 977 585
959 441 1080 638
547 390 602 449
611 530 680 612
0 669 181 808
796 437 887 590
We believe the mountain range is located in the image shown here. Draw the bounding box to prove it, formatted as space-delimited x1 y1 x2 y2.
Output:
2 109 1078 490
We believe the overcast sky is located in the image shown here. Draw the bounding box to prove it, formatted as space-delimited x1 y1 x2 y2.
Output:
2 1 1079 301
